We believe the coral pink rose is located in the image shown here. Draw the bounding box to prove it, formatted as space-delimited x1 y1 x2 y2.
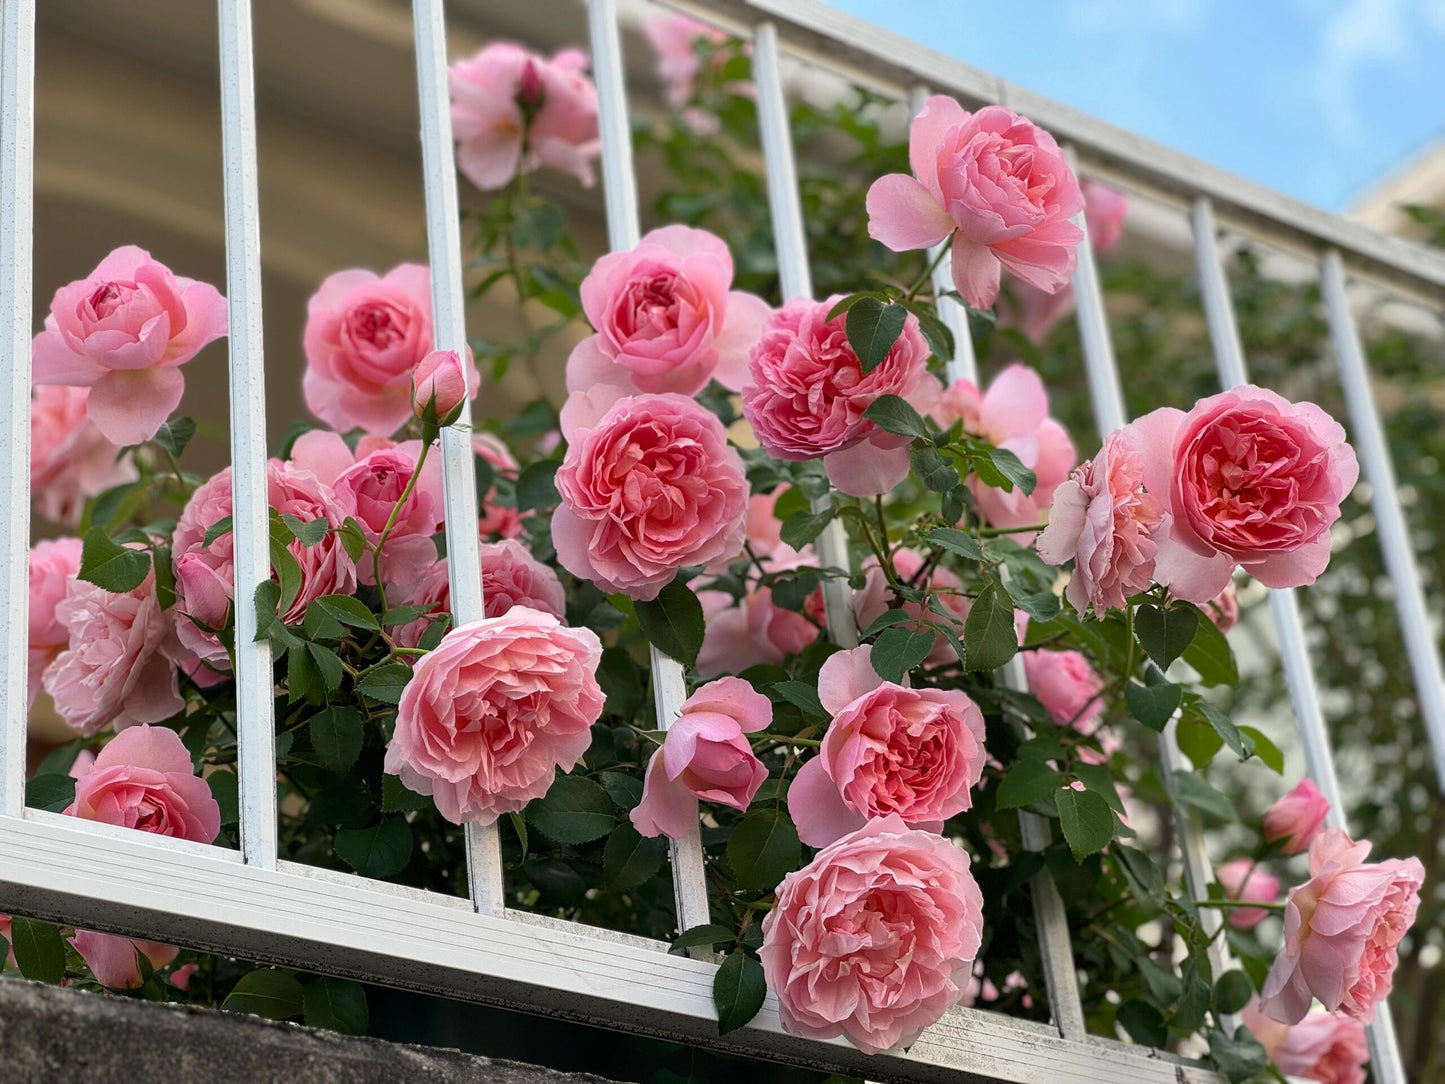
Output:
566 226 769 400
385 607 604 825
1037 427 1160 615
449 42 599 190
742 297 939 498
932 364 1076 536
411 348 468 425
552 393 747 600
760 815 985 1054
1023 649 1106 733
1205 580 1240 632
30 385 138 525
695 587 814 678
1241 999 1368 1084
1129 387 1359 602
1216 857 1282 930
631 677 771 839
332 441 444 587
1263 778 1331 856
789 646 987 847
394 540 566 649
866 97 1083 310
27 537 83 709
65 724 221 843
70 930 178 991
851 548 969 667
474 432 523 540
31 246 227 445
1259 828 1424 1024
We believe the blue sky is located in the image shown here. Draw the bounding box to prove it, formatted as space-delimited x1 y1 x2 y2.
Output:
826 0 1445 213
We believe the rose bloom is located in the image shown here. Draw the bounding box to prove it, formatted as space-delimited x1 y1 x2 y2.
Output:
1264 779 1331 856
411 348 468 424
631 677 771 839
1204 580 1240 632
695 587 814 678
789 645 987 847
1241 999 1368 1084
1259 828 1424 1024
760 815 985 1054
852 547 969 667
474 432 524 540
1037 427 1161 615
866 97 1083 309
393 540 567 649
302 263 479 437
932 364 1076 536
70 930 178 991
30 246 227 445
449 42 599 191
385 607 604 825
1023 648 1106 733
552 393 747 600
1130 386 1359 602
1215 857 1282 930
30 385 138 526
566 226 769 399
66 725 221 843
742 297 939 498
332 441 444 587
27 537 83 709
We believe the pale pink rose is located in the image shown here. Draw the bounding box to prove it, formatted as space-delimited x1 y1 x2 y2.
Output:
1022 649 1106 732
1260 828 1423 1024
931 364 1076 537
474 432 524 540
760 815 984 1054
411 348 468 425
552 393 747 600
1216 857 1282 930
332 440 444 587
65 724 221 843
1037 427 1160 615
1129 387 1359 603
851 548 969 667
742 297 940 498
393 541 566 649
743 490 787 559
643 14 727 108
1205 581 1240 632
70 930 178 991
449 42 599 190
385 607 604 825
866 98 1083 309
1241 999 1368 1084
31 246 227 445
695 587 815 678
566 226 770 400
29 385 138 526
631 677 771 839
789 645 987 847
1263 779 1331 857
1082 180 1129 254
27 537 83 709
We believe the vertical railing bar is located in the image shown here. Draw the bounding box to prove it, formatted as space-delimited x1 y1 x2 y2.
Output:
753 21 856 650
218 0 277 869
587 0 712 943
1321 249 1445 790
412 0 503 914
1191 198 1405 1083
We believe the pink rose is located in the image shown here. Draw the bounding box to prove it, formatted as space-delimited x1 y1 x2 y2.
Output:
474 432 523 540
1259 828 1424 1024
931 364 1076 537
1204 581 1240 632
449 42 599 191
866 98 1083 309
1263 779 1331 856
70 930 178 991
741 297 939 498
1130 387 1359 602
789 646 987 847
411 349 468 425
30 386 138 525
760 815 985 1054
31 246 227 445
65 724 220 843
643 14 727 108
552 393 747 600
0 915 14 969
1023 649 1106 733
385 607 604 825
1241 1000 1368 1084
169 962 200 991
566 226 769 399
1082 179 1129 254
631 677 771 839
1037 427 1160 615
394 540 566 649
851 547 970 667
27 537 83 709
1216 857 1282 930
332 441 444 587
695 587 814 678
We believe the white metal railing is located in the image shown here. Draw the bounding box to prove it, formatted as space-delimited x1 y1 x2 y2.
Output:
0 1 1441 1082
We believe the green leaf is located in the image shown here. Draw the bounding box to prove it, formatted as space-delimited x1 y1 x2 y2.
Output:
911 444 960 491
670 924 736 955
333 818 413 878
1196 701 1251 761
1073 763 1127 814
964 578 1017 671
1135 604 1198 670
1115 845 1166 908
727 809 800 891
338 518 367 563
302 977 368 1036
1208 1027 1269 1084
24 773 75 813
84 480 149 535
862 394 929 441
9 917 66 984
995 759 1063 810
281 513 329 547
1173 965 1211 1031
527 774 616 844
1137 957 1183 1006
201 515 234 549
603 823 667 890
1241 726 1284 774
152 416 196 458
515 459 562 511
287 642 322 706
844 298 907 374
1180 605 1238 686
596 648 645 720
1213 970 1254 1015
870 625 935 682
976 446 1036 495
78 526 151 593
382 774 432 813
825 289 891 322
307 643 344 694
310 706 365 774
304 593 381 640
713 951 766 1035
1116 1000 1167 1047
253 581 301 650
268 512 304 614
1176 712 1225 769
770 680 827 722
1125 679 1182 731
598 771 643 811
208 769 239 827
152 544 176 609
356 662 412 705
634 580 705 668
223 969 305 1020
1171 771 1238 822
779 506 835 550
926 527 986 562
1054 786 1116 860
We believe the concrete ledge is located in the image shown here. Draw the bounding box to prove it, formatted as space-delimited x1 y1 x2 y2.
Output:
0 978 628 1084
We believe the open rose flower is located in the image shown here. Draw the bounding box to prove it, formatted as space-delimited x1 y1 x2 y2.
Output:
386 607 604 825
742 297 939 498
631 677 771 839
332 440 444 587
866 97 1083 309
1216 857 1282 930
1130 386 1359 602
31 246 227 445
30 385 138 525
566 226 769 399
760 815 985 1054
70 930 178 991
28 537 83 709
696 587 814 678
394 540 566 649
66 724 220 843
1023 648 1106 733
789 646 987 847
1241 999 1368 1084
1264 779 1331 856
1259 828 1423 1024
1037 426 1160 614
553 393 747 600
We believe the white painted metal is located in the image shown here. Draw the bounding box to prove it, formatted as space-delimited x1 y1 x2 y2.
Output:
218 0 277 870
1321 249 1445 789
412 0 504 915
0 0 35 819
